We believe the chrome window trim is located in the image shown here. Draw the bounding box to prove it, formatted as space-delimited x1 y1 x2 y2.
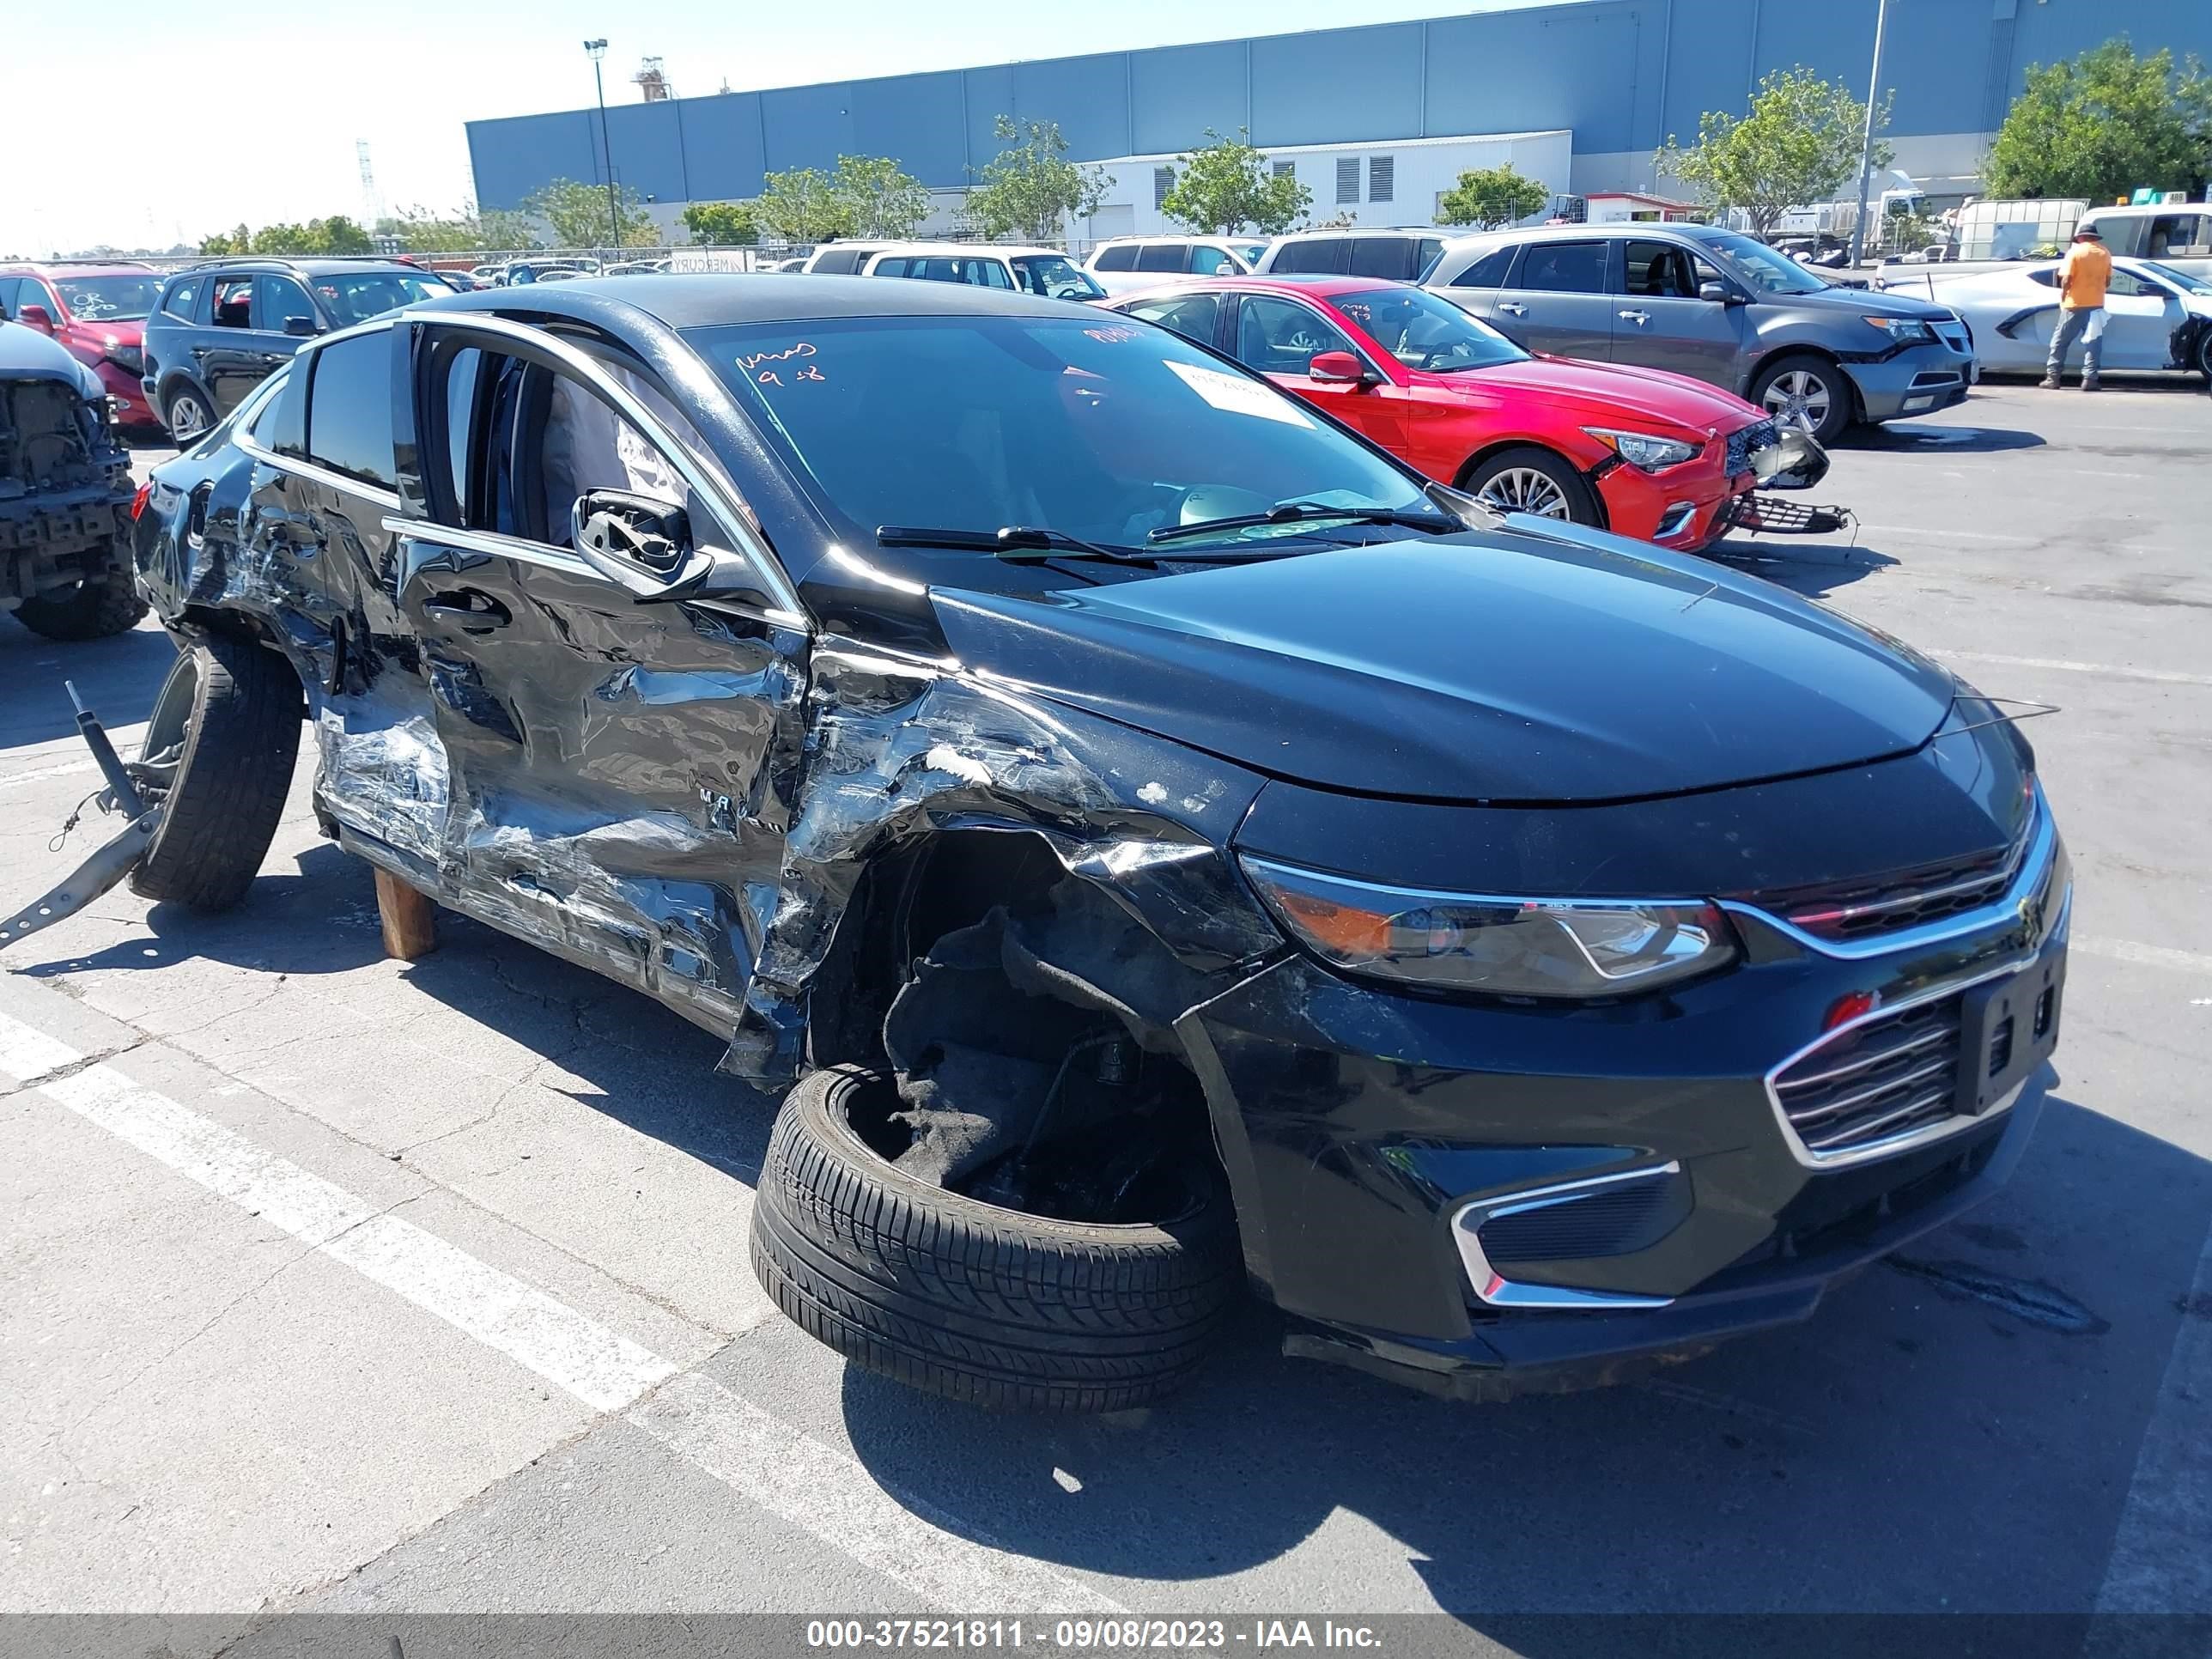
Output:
238 437 404 512
377 516 810 631
1759 880 2069 1171
1450 1163 1682 1311
402 307 805 620
1721 789 2057 961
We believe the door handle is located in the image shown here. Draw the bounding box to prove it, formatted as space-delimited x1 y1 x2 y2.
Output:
1618 309 1650 324
1498 301 1528 316
422 591 512 634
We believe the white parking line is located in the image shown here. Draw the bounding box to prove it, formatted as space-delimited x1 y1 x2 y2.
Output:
2096 1212 2212 1613
0 1008 1124 1615
2075 936 2212 978
1931 651 2212 689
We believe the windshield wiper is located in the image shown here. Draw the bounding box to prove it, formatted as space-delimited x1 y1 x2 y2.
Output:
876 525 1157 566
1146 500 1461 544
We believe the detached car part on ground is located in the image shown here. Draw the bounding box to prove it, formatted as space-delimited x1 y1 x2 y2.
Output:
0 321 147 641
33 276 2068 1414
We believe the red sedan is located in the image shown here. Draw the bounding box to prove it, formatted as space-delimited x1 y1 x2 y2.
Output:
1106 276 1817 550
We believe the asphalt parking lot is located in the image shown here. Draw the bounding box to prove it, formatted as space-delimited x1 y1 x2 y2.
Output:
3 377 2209 1644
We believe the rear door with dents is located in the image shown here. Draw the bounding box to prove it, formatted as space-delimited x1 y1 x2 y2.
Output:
388 317 811 1031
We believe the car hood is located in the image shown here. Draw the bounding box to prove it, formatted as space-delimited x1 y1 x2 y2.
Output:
927 528 1957 804
1437 356 1761 433
1786 284 1955 321
0 319 101 396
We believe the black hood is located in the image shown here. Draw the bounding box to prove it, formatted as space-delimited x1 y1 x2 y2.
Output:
928 531 1957 805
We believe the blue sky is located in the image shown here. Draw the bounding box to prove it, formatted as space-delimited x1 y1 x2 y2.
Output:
3 0 1561 255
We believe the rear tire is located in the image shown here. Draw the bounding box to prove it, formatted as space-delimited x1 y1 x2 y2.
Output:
162 385 213 444
130 635 303 911
1750 352 1852 444
1459 446 1599 525
750 1064 1242 1413
13 562 146 641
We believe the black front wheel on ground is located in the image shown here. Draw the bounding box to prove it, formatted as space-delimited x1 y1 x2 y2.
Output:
130 633 304 910
750 1064 1243 1413
1459 446 1600 525
13 563 147 641
1750 353 1853 445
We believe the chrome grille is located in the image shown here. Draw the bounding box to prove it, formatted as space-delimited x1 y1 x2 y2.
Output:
1773 995 1964 1157
1760 820 2031 944
1724 418 1779 477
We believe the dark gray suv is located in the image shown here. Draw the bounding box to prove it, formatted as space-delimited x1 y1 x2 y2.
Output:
1427 224 1974 443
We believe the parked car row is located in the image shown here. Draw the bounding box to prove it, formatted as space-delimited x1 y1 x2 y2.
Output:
123 271 2069 1413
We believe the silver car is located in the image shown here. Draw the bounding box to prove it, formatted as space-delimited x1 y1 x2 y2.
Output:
1426 223 1976 442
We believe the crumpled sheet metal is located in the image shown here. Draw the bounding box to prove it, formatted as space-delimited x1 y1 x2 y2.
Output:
723 636 1282 1085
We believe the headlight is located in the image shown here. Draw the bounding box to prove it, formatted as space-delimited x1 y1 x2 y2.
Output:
1582 427 1699 472
1863 317 1935 345
102 342 143 375
1240 856 1739 999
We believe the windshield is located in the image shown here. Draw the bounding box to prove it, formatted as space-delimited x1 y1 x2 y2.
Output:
1689 229 1830 295
1332 286 1528 372
1013 255 1105 301
690 314 1431 556
52 276 163 321
312 270 453 324
2141 260 2212 297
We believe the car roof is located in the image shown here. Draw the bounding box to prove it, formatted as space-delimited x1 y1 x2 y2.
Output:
167 257 434 278
425 272 1079 331
2 262 160 278
1111 274 1408 301
1273 227 1445 240
1095 234 1246 245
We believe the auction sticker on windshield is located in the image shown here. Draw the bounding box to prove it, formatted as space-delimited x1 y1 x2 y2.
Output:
1164 360 1314 428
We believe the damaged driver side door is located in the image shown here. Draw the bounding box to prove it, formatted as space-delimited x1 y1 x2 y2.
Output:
389 317 811 1034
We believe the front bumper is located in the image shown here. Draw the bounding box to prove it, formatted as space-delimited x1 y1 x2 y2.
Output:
1176 781 2068 1395
91 359 155 428
1848 334 1976 422
1597 424 1828 553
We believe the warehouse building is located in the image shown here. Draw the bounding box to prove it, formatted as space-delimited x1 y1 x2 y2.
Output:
464 0 2212 240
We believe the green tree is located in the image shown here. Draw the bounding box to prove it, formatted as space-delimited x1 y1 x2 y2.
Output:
519 177 659 247
832 155 932 238
1436 165 1550 229
380 204 490 253
239 216 374 254
476 209 544 252
1656 68 1890 239
755 167 857 243
1984 39 2212 202
199 222 251 255
680 199 760 246
964 117 1111 241
1160 129 1311 236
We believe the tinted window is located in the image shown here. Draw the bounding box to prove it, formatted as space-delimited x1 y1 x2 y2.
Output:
161 276 204 319
811 248 867 274
1188 245 1232 276
1093 245 1138 271
0 279 18 317
2148 214 2212 257
1012 255 1103 300
1135 244 1187 273
692 313 1428 556
1418 239 1444 276
247 369 305 455
15 282 60 318
304 331 396 489
253 276 316 332
1622 240 1698 297
313 270 450 325
1271 238 1350 275
1234 295 1361 377
1121 293 1222 345
1518 241 1607 294
441 346 485 521
1449 246 1516 288
1348 238 1414 279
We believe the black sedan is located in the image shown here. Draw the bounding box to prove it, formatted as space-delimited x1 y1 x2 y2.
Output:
127 275 2069 1410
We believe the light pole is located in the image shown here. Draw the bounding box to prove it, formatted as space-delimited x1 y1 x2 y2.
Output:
584 39 623 251
1847 0 1890 270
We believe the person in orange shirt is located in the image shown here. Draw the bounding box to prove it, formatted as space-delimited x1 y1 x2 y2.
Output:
2041 223 2112 391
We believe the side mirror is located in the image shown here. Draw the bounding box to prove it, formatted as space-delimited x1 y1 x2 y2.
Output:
17 304 55 332
283 315 319 337
571 489 769 608
1698 282 1741 306
1309 349 1376 386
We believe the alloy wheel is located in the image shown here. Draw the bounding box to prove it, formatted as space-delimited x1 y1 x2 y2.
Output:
1475 466 1571 518
167 393 210 442
1761 370 1832 434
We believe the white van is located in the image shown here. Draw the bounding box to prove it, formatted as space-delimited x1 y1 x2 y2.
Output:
1084 237 1271 296
2075 203 2212 280
860 244 1106 300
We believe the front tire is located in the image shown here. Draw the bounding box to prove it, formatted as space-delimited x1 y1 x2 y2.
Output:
1460 446 1600 525
13 563 146 641
1751 353 1852 444
130 635 303 910
751 1064 1242 1413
